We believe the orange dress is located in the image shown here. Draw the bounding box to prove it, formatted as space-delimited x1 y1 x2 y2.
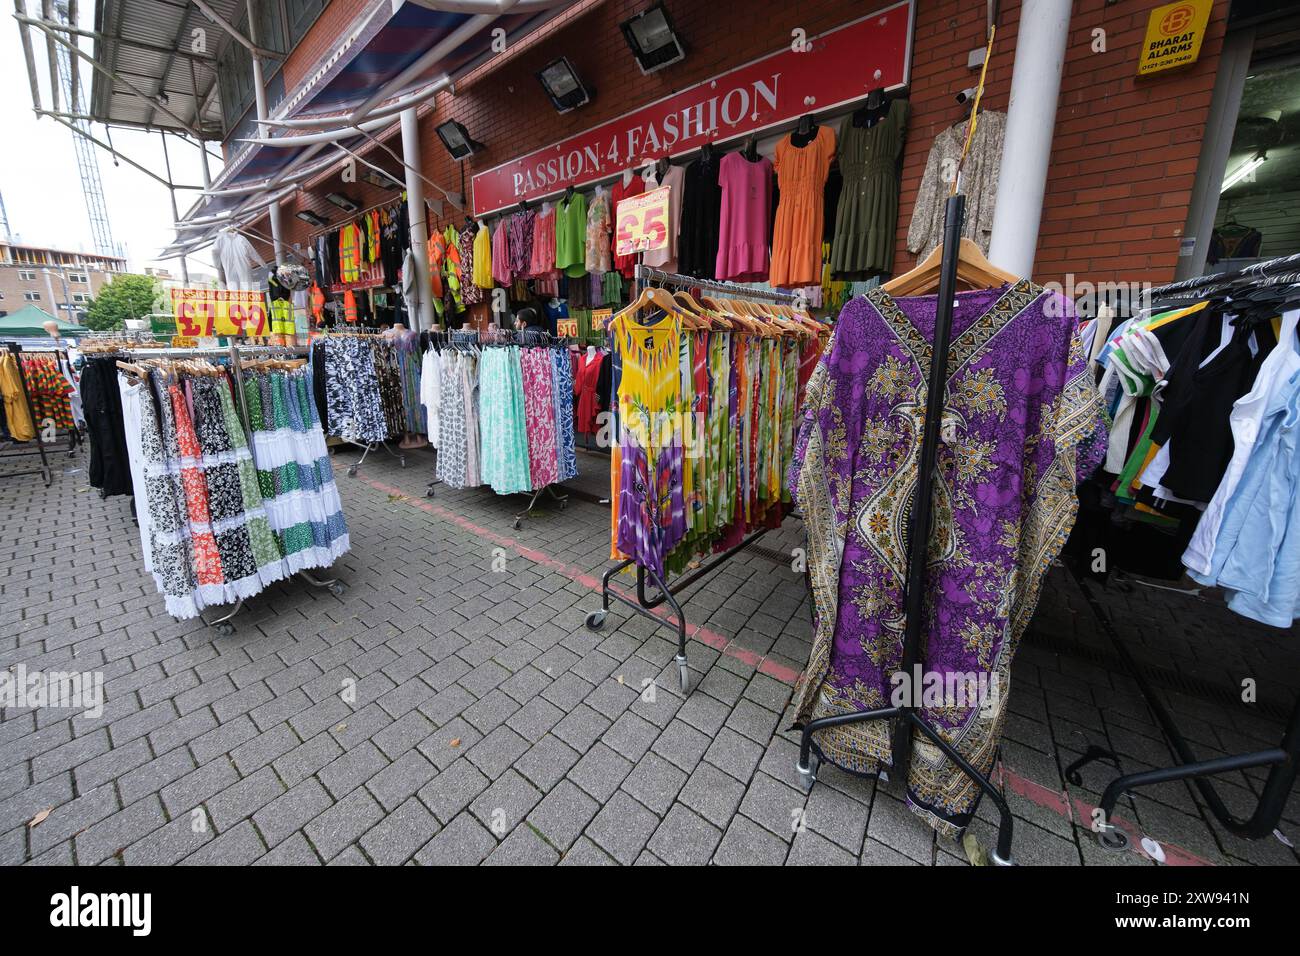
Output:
769 126 836 288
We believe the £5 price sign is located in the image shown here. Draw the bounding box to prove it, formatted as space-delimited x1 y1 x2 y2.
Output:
170 287 268 337
615 186 671 258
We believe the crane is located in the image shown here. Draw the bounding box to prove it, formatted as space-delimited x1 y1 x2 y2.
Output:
53 0 117 258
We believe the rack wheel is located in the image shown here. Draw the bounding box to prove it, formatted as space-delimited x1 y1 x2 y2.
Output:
584 610 607 631
513 518 522 531
425 487 435 498
347 464 358 477
328 582 347 597
214 621 235 637
400 457 407 468
559 500 567 511
1096 826 1129 852
678 659 690 693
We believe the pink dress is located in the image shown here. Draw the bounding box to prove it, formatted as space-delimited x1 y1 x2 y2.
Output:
520 348 558 488
529 207 558 278
715 152 773 282
491 219 512 286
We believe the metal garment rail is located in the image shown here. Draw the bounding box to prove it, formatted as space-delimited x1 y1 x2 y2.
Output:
583 265 800 693
0 342 58 485
791 194 1018 866
1064 562 1300 852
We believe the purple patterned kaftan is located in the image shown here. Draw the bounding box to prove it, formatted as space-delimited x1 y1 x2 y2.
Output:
790 281 1106 835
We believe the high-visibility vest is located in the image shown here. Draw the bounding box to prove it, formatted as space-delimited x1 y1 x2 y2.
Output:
339 223 362 283
427 230 446 317
343 289 359 324
443 226 464 313
310 284 325 323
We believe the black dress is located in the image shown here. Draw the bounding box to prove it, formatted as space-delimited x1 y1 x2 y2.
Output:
80 357 133 497
679 155 723 279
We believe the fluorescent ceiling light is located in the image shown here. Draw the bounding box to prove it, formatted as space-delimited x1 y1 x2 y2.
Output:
1221 153 1266 193
325 192 360 212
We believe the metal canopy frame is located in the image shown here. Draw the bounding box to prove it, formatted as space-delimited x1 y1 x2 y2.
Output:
14 0 579 269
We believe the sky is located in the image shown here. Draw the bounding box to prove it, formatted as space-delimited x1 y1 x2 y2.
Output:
0 11 221 276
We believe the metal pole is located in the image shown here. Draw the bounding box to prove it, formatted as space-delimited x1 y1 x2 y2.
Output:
986 0 1072 277
161 131 190 283
401 107 436 332
245 0 284 268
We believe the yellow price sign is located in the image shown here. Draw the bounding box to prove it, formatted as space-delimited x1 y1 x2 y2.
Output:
615 185 671 257
556 318 579 338
170 287 268 337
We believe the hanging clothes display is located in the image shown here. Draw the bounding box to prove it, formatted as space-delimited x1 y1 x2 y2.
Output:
529 204 558 279
643 163 685 273
679 154 723 280
241 366 351 576
212 229 263 288
321 334 393 444
79 356 133 496
509 208 537 281
790 282 1106 835
338 221 365 284
458 223 482 306
0 351 36 442
716 151 774 283
19 354 74 431
608 298 821 577
472 222 494 289
555 191 589 278
610 174 645 279
770 126 837 288
830 99 911 279
906 110 1006 257
585 189 612 276
477 345 530 494
491 217 513 287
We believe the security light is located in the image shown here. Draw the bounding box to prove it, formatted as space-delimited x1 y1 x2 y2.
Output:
620 4 685 75
435 120 484 161
295 210 329 227
537 57 592 113
325 192 360 212
360 167 403 189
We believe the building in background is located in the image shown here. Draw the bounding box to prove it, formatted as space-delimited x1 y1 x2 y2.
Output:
0 240 127 322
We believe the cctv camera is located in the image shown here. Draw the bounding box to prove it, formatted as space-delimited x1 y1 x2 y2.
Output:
955 87 978 104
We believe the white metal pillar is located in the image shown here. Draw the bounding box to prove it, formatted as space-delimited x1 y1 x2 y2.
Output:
401 107 436 332
246 0 285 269
986 0 1073 278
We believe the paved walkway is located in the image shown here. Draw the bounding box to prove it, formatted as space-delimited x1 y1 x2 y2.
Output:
2 443 1297 866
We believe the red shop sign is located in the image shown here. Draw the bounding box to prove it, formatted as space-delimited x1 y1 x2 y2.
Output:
470 2 913 216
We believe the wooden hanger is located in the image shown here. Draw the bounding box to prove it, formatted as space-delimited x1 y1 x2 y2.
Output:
881 238 1018 296
614 283 680 322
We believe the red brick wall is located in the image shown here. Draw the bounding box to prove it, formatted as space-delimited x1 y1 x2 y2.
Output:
250 0 1230 287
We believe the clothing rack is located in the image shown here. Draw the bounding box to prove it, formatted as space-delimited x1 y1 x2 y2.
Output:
1150 250 1300 299
634 264 804 305
313 331 408 476
106 341 344 633
426 326 572 527
583 265 799 694
1063 561 1300 853
791 194 1018 865
1065 252 1300 853
0 342 58 486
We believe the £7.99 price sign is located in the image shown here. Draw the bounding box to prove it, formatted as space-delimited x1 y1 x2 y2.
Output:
615 186 670 258
170 287 268 337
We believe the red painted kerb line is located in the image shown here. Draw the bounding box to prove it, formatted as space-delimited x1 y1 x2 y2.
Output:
361 477 802 685
362 475 1214 866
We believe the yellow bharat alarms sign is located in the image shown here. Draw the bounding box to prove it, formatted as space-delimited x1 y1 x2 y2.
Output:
1138 0 1213 76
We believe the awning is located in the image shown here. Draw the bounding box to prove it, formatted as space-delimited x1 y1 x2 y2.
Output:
179 0 579 244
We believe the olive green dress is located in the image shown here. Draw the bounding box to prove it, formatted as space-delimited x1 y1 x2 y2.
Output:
829 98 910 279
